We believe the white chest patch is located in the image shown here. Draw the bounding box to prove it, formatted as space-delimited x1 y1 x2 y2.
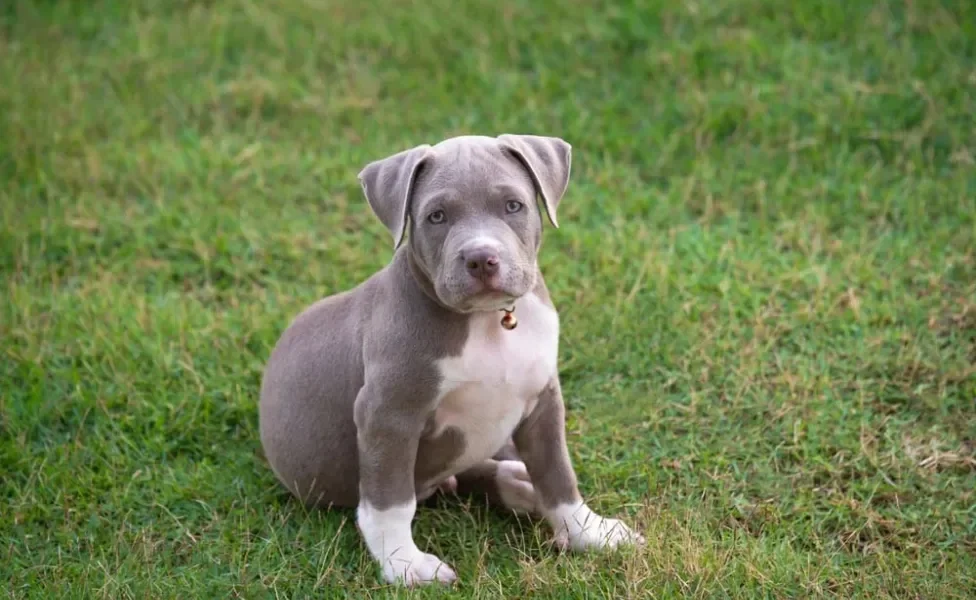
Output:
429 292 559 480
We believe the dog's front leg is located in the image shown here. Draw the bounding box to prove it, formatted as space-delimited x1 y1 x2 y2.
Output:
514 379 645 551
353 382 456 586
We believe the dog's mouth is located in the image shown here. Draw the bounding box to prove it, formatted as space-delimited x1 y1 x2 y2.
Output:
432 255 536 314
455 265 537 313
458 289 519 313
469 275 508 294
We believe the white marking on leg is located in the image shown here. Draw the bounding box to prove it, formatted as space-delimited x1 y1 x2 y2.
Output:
356 498 457 585
543 500 645 551
495 460 539 515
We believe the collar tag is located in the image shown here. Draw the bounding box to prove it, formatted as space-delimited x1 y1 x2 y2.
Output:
500 307 517 330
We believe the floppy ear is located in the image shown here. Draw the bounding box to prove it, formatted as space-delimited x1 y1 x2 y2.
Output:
358 144 433 248
497 134 572 228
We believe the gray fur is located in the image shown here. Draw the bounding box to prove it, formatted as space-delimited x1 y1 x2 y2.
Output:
358 144 433 249
259 134 592 575
513 378 581 509
259 250 470 509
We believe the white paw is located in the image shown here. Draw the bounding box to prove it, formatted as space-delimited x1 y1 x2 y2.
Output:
548 502 645 551
357 499 457 586
381 548 457 586
496 460 540 515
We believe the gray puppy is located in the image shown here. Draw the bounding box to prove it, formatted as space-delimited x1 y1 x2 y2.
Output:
259 134 643 586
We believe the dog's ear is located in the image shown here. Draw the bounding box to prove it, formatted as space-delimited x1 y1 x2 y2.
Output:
497 134 572 228
358 144 433 248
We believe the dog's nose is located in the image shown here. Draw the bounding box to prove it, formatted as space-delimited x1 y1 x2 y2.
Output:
463 247 500 279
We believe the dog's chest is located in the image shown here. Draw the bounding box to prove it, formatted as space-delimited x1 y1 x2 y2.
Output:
430 293 559 473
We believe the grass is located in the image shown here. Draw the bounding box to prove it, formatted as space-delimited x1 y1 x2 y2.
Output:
2 0 975 597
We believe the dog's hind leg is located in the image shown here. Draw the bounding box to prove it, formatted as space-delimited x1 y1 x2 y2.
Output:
453 444 540 516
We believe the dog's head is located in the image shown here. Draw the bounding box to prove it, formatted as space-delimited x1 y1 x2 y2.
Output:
358 134 571 313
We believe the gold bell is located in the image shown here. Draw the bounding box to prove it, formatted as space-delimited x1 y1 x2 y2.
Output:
500 309 518 330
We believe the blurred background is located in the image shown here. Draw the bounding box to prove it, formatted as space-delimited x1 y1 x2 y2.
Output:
2 1 974 597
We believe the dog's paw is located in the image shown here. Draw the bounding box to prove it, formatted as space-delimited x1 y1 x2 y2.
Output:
548 502 645 552
381 549 457 586
554 516 645 551
496 460 540 515
436 475 458 495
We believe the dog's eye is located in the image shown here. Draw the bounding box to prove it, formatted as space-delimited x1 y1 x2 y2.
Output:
427 210 446 224
505 200 523 214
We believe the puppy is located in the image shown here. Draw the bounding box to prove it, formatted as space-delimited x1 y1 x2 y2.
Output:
259 134 643 586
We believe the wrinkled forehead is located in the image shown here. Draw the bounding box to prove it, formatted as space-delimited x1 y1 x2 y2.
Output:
411 140 536 211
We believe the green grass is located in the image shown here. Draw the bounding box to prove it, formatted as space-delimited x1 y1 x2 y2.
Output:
2 0 975 597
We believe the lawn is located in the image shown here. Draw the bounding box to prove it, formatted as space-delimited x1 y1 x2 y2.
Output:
2 0 975 597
